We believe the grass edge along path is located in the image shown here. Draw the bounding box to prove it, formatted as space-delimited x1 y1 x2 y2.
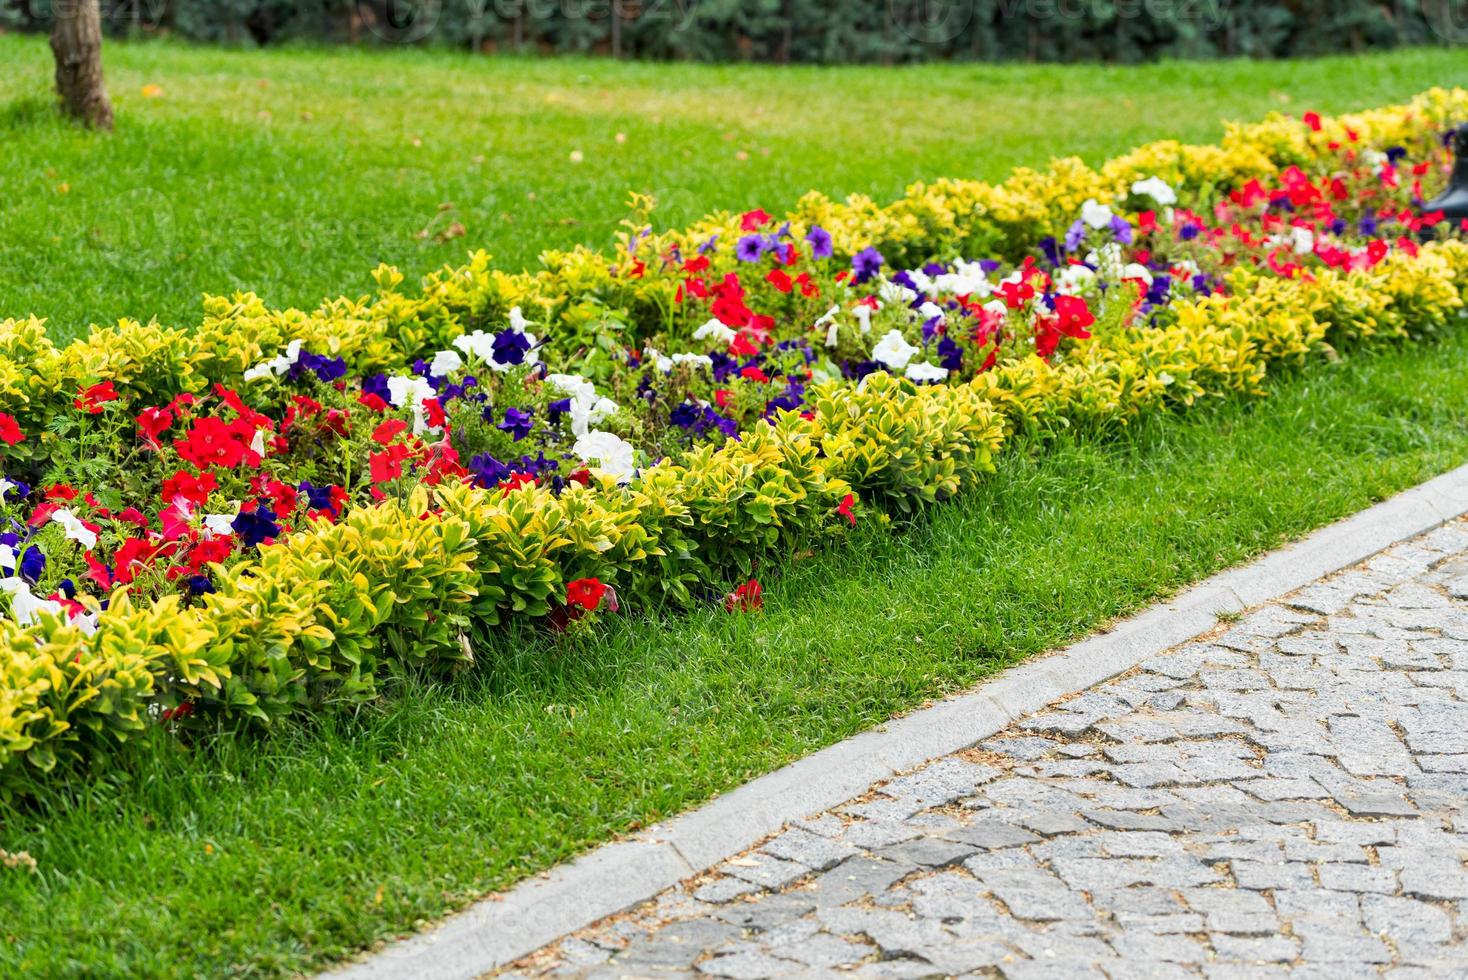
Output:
3 328 1468 977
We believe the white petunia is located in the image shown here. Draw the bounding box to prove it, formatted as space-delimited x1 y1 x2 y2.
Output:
386 375 435 410
878 280 917 306
507 305 533 334
452 330 496 364
242 339 304 383
429 349 463 378
0 577 62 626
670 352 713 368
545 373 595 402
1086 242 1125 280
573 430 637 483
934 259 995 298
1080 198 1115 230
851 304 876 335
693 318 737 346
1290 226 1316 255
641 346 673 373
1129 176 1178 206
871 329 920 370
203 516 235 536
547 375 618 436
1120 262 1154 284
1055 264 1097 295
202 506 239 537
569 397 619 437
52 507 97 550
904 361 949 383
917 301 945 325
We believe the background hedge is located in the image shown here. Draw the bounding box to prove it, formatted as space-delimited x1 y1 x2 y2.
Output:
3 0 1464 62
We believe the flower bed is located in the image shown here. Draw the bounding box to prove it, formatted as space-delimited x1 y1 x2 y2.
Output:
1 91 1466 796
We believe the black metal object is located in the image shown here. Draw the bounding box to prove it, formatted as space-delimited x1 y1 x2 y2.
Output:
1424 127 1468 222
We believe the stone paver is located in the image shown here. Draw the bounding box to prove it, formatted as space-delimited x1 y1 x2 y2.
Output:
506 522 1468 978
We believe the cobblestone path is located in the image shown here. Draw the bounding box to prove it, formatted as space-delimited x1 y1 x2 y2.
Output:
507 521 1468 979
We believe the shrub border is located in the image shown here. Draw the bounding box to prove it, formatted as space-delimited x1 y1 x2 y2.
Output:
329 461 1468 980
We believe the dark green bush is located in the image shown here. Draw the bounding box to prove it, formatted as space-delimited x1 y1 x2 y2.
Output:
3 0 1463 62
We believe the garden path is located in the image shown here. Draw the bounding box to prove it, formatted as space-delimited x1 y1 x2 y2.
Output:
505 520 1468 979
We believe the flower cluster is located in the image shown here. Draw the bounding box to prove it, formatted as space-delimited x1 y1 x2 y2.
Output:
0 95 1466 795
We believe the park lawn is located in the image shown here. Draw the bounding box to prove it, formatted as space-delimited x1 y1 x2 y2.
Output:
3 329 1468 977
0 38 1463 338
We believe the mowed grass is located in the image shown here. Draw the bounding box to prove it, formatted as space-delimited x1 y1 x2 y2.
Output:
0 37 1462 338
4 38 1468 976
4 330 1468 977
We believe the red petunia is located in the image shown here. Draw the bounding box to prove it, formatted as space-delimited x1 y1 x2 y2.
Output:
739 208 772 231
0 412 24 445
498 472 537 494
369 443 411 484
372 419 410 445
136 406 174 448
724 578 763 613
728 334 759 357
1052 294 1096 340
75 381 120 414
162 469 218 508
174 418 250 469
565 576 607 612
835 493 856 527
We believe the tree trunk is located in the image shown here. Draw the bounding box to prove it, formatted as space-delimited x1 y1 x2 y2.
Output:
51 0 114 131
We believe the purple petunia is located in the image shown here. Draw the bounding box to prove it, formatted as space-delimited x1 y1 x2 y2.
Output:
1064 219 1087 252
669 401 703 429
232 503 281 548
298 480 339 517
1038 236 1062 267
18 546 44 585
805 225 833 260
1108 214 1134 245
468 453 511 489
851 246 884 284
290 351 347 384
498 407 534 442
361 374 392 404
736 234 767 263
492 328 532 366
937 336 963 372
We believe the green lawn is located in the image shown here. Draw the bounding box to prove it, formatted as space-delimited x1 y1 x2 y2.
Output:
4 330 1468 977
4 38 1468 977
0 38 1461 339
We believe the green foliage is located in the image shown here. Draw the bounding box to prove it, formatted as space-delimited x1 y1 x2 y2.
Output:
6 0 1459 61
